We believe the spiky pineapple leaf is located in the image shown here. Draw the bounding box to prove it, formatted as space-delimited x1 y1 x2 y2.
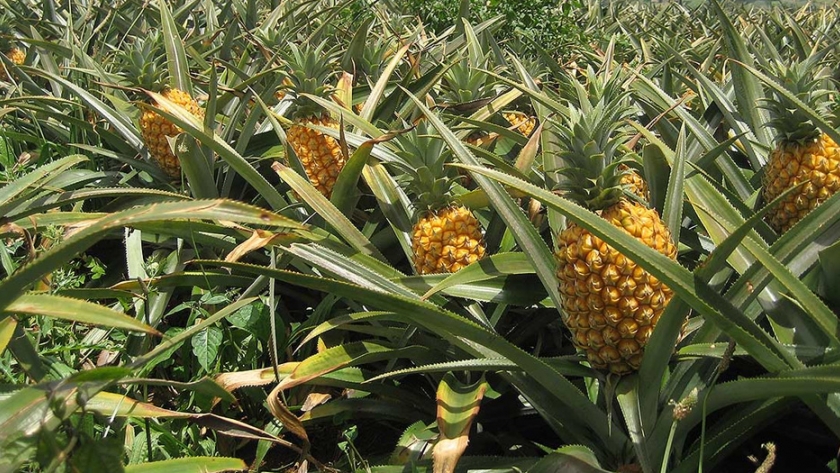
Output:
110 272 259 292
527 447 610 473
6 187 190 223
366 357 593 383
175 133 219 199
364 163 415 259
359 42 411 123
330 138 371 217
31 71 144 150
420 252 536 299
0 154 87 212
195 260 627 455
272 163 387 262
331 131 403 218
159 1 191 93
656 39 765 170
663 125 687 241
124 457 246 473
735 61 840 148
678 367 840 439
0 317 15 354
433 373 488 473
630 73 755 201
710 0 773 147
300 311 398 346
0 201 299 312
145 91 289 210
300 398 430 425
278 342 435 390
5 294 159 335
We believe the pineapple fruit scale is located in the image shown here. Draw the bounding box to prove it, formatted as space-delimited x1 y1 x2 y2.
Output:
288 115 344 197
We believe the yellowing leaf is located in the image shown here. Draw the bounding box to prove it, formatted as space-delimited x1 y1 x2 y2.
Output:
432 373 488 473
225 229 287 263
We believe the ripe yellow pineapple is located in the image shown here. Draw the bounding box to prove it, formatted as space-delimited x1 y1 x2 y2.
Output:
413 206 485 274
619 165 650 201
394 121 486 274
761 60 840 233
0 15 23 82
503 111 536 137
0 47 23 82
282 43 345 197
120 32 204 178
139 89 204 178
554 99 678 375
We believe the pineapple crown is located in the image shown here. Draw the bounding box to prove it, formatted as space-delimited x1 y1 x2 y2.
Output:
439 44 503 115
560 64 627 110
554 95 636 211
0 12 17 51
280 41 338 120
759 58 835 145
340 19 393 83
391 120 459 212
117 31 167 93
342 36 392 83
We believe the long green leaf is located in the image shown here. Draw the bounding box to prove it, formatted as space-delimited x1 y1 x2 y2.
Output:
5 294 160 335
273 164 386 261
145 92 289 210
0 201 300 312
159 1 192 92
124 457 246 473
198 260 626 454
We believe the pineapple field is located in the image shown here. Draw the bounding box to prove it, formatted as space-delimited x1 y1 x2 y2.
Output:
4 0 840 471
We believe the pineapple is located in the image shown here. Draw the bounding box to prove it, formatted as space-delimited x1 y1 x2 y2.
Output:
119 33 204 178
503 111 536 137
282 43 344 198
761 60 840 233
413 206 485 274
619 164 650 201
0 14 23 82
393 121 486 274
554 98 678 375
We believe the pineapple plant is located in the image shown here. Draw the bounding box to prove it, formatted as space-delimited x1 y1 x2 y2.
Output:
282 43 345 198
554 97 678 375
440 56 501 149
760 59 840 233
119 32 204 179
393 121 486 274
0 13 24 82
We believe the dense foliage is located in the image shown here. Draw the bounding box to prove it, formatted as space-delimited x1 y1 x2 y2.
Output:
2 0 840 472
